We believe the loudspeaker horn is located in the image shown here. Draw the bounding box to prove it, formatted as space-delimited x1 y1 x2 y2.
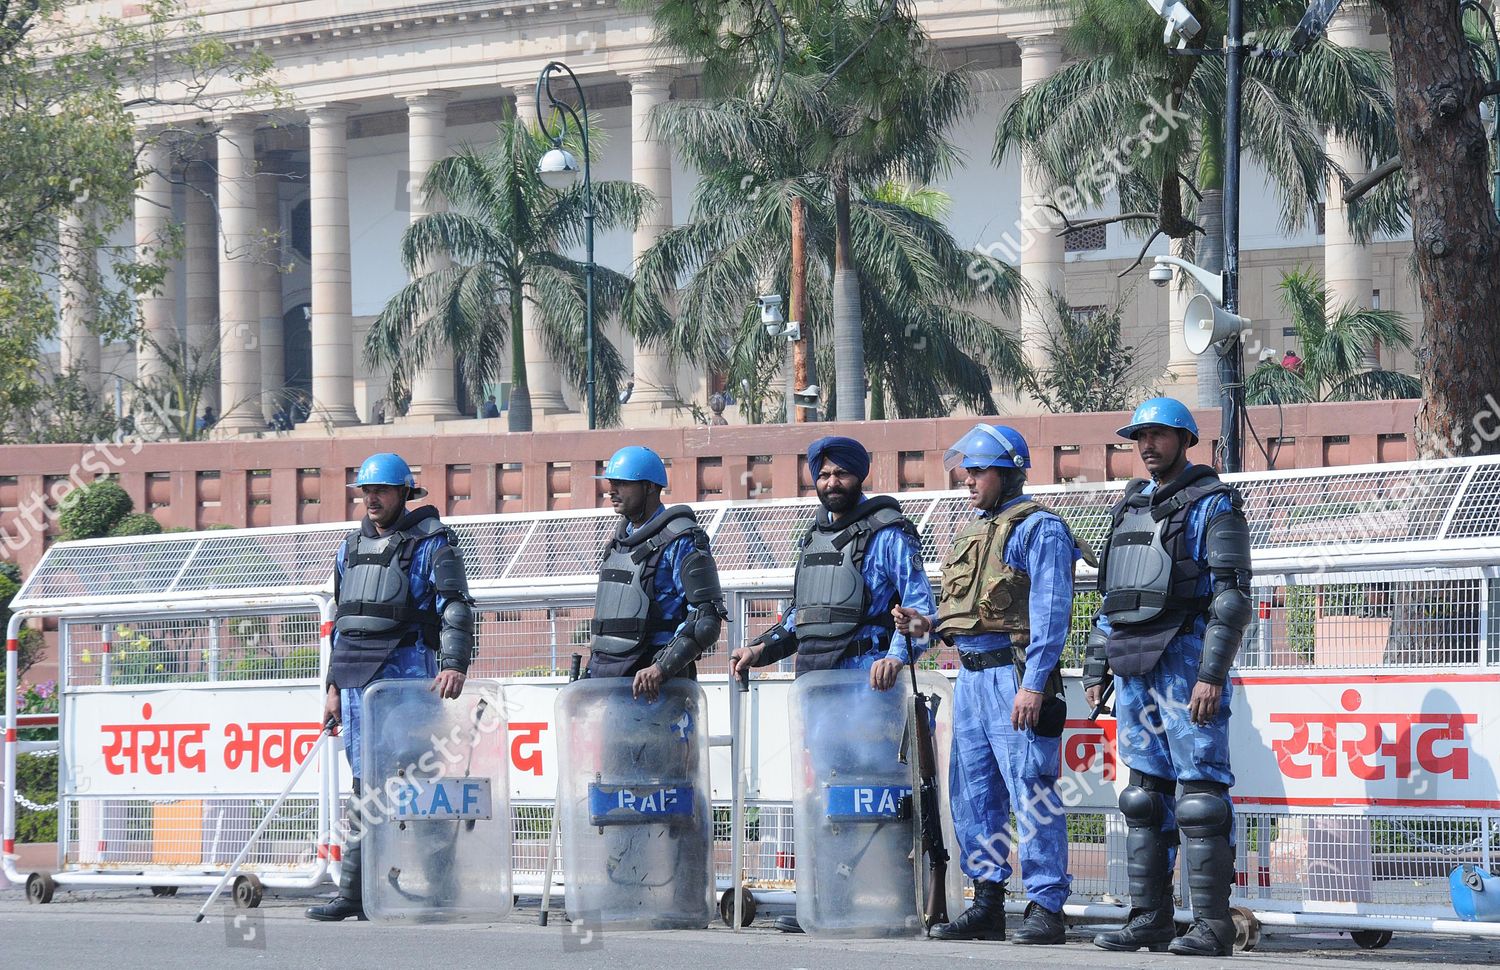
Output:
1183 293 1251 355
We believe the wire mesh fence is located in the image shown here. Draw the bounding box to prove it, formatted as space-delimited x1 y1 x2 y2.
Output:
63 795 321 870
64 612 323 688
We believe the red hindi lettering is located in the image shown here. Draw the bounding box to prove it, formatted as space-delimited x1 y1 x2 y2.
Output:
510 722 547 776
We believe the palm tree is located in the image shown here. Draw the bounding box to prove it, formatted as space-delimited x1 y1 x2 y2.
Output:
639 0 973 421
1245 269 1419 404
630 93 1027 420
996 0 1403 403
366 117 664 430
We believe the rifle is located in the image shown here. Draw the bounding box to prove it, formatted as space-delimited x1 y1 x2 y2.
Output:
899 663 950 932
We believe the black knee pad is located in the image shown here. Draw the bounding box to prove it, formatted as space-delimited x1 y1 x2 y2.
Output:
1176 788 1231 839
1118 786 1166 828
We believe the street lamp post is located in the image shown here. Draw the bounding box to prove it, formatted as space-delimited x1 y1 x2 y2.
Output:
535 60 597 430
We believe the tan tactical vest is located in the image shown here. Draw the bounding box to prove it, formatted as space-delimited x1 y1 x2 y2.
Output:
934 499 1045 647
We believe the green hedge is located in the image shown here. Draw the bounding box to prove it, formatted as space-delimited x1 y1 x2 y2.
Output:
58 480 133 540
108 512 163 537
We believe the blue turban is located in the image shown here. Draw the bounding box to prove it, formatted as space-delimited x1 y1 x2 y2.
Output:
807 436 870 481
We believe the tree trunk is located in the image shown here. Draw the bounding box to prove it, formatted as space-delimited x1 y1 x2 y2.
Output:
831 173 865 422
507 276 532 433
790 195 812 423
1195 191 1225 408
1376 0 1500 456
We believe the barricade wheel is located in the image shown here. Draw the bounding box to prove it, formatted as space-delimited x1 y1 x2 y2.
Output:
25 872 55 905
1351 930 1392 950
718 887 757 927
150 886 178 898
232 874 264 909
1231 906 1261 951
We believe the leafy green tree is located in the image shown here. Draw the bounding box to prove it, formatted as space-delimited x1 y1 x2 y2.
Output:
639 0 978 421
0 1 278 438
1246 269 1419 404
1024 292 1158 413
634 93 1025 420
996 0 1401 404
366 118 663 430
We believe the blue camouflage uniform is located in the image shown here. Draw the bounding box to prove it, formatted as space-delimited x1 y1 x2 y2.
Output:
781 520 936 669
632 504 708 652
1094 472 1236 841
948 497 1079 913
334 532 448 780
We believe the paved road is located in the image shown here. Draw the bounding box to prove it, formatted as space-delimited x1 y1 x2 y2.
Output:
2 889 1498 970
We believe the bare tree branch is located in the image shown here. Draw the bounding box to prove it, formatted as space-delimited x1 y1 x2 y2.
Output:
1119 228 1166 278
1043 203 1161 235
1343 156 1403 204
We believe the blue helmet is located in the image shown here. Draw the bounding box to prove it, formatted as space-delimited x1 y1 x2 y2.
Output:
596 446 669 487
943 424 1032 472
349 452 428 499
1116 397 1200 446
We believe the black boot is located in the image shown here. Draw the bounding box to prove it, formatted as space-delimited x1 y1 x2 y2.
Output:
1094 776 1176 952
308 780 367 922
1010 901 1065 945
1093 907 1176 952
774 915 804 933
1168 787 1234 957
930 881 1006 941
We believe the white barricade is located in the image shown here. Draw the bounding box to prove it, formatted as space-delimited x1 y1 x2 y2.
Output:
5 455 1500 946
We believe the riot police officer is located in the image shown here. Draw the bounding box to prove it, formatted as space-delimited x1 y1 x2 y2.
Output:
1084 398 1252 957
729 435 935 934
307 453 475 922
895 424 1088 945
729 435 934 687
588 446 727 696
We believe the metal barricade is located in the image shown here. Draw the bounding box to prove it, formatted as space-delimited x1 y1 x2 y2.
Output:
5 456 1500 945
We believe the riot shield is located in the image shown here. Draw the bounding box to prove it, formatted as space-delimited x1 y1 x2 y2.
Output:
359 679 511 924
788 668 958 938
557 679 713 929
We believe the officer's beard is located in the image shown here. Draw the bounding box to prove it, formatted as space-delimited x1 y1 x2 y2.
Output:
819 483 861 518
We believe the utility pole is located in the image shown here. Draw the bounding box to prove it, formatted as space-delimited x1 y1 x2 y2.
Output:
1220 0 1246 472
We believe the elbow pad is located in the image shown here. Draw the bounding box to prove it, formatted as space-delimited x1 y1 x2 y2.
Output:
1199 587 1251 686
750 622 797 666
438 599 475 674
432 545 476 674
1198 508 1252 686
1082 623 1111 688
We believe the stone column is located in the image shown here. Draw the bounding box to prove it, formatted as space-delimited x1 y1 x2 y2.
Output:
626 71 680 414
256 154 285 417
183 156 220 410
513 83 568 414
307 105 360 425
134 134 176 385
1325 3 1377 366
216 115 263 434
402 91 461 420
58 209 100 395
1164 238 1200 400
1017 35 1066 372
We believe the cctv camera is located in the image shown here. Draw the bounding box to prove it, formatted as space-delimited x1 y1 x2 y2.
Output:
757 294 784 336
1148 264 1174 287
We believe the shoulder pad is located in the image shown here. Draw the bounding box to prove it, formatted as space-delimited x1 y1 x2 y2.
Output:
408 515 447 538
661 504 700 526
866 504 917 535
